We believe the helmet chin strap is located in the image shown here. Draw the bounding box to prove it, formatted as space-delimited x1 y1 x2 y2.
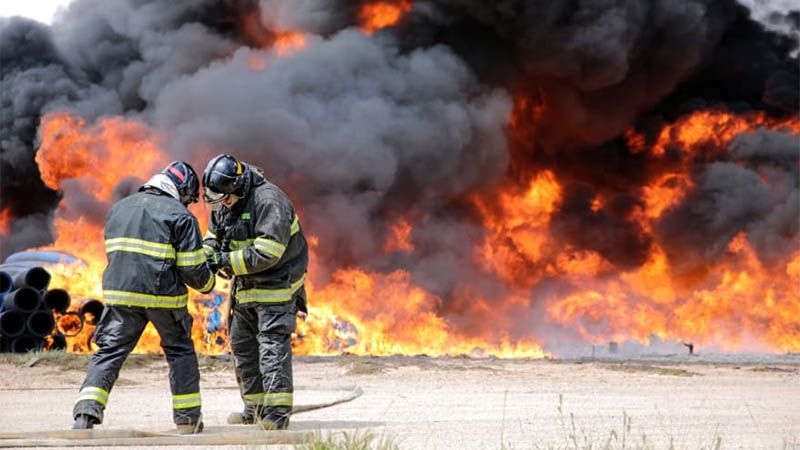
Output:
222 196 240 209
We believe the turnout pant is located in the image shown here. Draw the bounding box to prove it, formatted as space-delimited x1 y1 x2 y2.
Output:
229 301 295 425
73 305 201 425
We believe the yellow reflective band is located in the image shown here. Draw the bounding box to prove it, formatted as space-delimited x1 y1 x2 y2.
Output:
236 274 306 304
75 386 109 406
172 392 202 409
230 239 254 250
103 290 188 308
105 237 175 259
264 392 293 407
204 230 216 240
243 393 265 406
290 215 300 235
231 250 247 275
253 237 286 259
176 249 207 267
199 272 215 293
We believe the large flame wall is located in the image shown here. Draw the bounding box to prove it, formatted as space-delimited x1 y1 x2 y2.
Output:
1 0 798 356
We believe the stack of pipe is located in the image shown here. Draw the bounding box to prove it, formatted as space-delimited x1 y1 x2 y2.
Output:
0 262 69 352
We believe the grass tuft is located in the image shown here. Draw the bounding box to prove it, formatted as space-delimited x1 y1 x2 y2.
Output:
297 430 400 450
601 363 700 377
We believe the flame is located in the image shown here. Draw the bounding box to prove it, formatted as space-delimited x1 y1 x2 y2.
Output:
298 268 544 357
537 110 800 352
238 10 307 57
273 32 307 55
36 113 165 202
0 207 10 236
383 219 414 253
473 170 561 287
359 1 412 34
651 110 800 157
24 103 800 357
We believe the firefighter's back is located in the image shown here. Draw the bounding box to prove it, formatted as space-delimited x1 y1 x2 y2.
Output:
102 191 190 306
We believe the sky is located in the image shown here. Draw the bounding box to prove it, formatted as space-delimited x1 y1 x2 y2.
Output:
0 0 73 24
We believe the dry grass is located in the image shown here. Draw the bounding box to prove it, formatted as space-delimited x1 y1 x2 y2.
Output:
600 363 700 377
296 431 400 450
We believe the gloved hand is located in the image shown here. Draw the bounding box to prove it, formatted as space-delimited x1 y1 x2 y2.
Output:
205 248 219 272
216 252 233 279
203 244 218 262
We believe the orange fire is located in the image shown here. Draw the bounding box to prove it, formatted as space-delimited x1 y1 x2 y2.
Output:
298 268 544 357
384 219 414 253
651 110 800 157
536 111 800 352
473 170 561 287
359 0 412 34
31 111 544 358
0 207 10 236
273 32 307 55
24 103 800 357
36 112 166 202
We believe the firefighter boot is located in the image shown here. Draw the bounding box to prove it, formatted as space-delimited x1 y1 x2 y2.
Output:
226 412 254 424
176 421 204 435
258 408 290 430
72 414 97 430
226 405 257 425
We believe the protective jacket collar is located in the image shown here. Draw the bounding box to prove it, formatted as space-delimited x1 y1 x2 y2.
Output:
141 173 180 201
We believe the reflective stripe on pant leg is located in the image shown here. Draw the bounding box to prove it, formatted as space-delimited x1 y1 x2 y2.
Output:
75 386 109 405
243 392 265 406
173 392 202 409
264 392 293 407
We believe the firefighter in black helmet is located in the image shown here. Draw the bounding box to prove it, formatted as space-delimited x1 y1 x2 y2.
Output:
202 154 308 430
72 161 214 434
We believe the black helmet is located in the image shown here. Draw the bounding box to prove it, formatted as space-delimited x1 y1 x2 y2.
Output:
162 161 199 206
202 154 247 204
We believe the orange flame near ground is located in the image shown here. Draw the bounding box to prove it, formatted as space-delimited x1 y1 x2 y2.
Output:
32 111 542 357
26 104 800 356
494 107 800 352
359 1 412 34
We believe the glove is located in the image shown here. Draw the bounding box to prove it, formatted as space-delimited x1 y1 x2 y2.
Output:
203 244 218 261
294 288 308 319
205 250 218 271
216 252 233 279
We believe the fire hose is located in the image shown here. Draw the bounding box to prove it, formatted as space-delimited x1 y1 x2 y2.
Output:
0 385 363 447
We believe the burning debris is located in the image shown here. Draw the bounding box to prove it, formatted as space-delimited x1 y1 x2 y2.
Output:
0 0 798 357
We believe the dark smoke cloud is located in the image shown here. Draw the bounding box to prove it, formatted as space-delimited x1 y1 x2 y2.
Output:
0 1 236 258
153 30 511 281
551 182 652 269
1 18 77 248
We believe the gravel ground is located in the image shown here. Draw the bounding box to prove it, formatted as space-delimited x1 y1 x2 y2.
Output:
0 353 798 449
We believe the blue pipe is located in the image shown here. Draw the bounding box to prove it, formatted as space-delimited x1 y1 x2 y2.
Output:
4 251 80 266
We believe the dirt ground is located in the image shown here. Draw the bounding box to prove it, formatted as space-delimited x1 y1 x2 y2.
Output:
0 353 798 450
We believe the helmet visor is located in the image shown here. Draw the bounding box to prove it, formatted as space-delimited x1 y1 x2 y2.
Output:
203 187 229 205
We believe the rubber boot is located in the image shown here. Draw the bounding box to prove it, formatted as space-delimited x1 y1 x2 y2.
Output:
226 411 256 425
72 414 96 430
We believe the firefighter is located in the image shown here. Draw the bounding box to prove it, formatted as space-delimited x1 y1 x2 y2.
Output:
72 161 215 434
201 153 308 430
